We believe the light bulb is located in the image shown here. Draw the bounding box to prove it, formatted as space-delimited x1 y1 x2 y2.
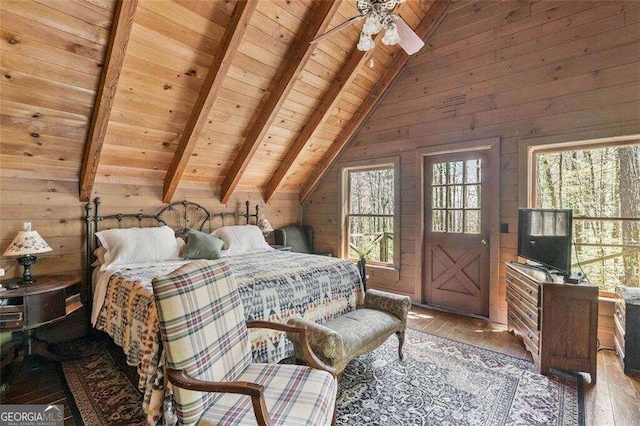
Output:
382 22 401 46
357 32 375 51
363 15 383 35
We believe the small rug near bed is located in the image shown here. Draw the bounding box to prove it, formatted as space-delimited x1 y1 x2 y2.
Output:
62 329 584 425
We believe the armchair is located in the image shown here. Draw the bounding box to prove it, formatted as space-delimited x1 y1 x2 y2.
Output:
152 260 337 426
273 225 332 256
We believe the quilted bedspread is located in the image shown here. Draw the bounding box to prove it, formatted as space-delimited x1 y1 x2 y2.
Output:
94 251 364 424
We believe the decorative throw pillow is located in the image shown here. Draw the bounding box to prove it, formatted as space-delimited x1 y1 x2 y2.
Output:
182 229 224 260
95 226 179 269
212 225 272 254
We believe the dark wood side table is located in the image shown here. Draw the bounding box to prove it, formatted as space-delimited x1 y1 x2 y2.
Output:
0 274 83 386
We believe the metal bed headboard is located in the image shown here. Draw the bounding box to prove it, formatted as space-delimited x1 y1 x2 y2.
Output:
84 198 260 299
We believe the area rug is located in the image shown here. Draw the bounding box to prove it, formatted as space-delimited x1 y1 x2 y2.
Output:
62 329 584 425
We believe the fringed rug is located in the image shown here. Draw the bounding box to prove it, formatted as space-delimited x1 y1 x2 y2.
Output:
62 329 584 425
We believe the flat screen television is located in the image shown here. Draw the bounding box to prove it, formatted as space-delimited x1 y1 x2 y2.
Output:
517 208 572 276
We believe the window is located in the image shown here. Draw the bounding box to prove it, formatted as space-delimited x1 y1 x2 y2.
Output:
342 159 399 267
533 143 640 292
431 159 482 234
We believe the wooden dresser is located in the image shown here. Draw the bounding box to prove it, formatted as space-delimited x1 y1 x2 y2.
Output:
506 262 598 383
614 286 640 375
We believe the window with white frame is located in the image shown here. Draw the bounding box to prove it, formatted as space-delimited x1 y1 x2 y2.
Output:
342 160 399 267
533 142 640 292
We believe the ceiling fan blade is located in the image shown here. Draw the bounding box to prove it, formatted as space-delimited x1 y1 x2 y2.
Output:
396 17 425 55
311 15 364 44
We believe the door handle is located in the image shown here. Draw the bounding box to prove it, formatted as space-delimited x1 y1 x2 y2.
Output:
481 239 488 245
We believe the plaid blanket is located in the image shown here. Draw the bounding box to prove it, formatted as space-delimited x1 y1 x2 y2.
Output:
94 251 363 424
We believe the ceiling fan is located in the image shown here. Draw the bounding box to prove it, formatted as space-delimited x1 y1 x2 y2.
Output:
311 0 425 55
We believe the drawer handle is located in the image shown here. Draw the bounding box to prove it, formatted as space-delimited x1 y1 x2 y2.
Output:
526 288 533 295
526 311 532 319
527 332 533 340
507 276 513 283
507 295 514 302
0 312 23 322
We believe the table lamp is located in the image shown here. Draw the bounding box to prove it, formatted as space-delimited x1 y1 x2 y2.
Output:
3 222 52 285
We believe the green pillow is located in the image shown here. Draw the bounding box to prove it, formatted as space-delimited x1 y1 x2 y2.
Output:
182 229 224 260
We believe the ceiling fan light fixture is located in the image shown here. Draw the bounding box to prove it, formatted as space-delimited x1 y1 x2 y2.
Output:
363 14 383 35
357 32 375 51
381 21 401 46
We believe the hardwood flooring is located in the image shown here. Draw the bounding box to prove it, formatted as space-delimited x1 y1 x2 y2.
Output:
1 306 638 426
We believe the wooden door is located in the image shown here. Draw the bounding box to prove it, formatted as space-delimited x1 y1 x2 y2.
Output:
424 151 491 317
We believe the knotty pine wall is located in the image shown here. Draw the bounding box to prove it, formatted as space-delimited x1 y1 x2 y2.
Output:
303 0 640 324
0 179 301 282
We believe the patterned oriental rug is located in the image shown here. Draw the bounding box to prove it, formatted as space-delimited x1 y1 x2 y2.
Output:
62 329 584 425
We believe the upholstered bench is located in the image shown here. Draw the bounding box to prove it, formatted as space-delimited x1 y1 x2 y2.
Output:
287 289 412 376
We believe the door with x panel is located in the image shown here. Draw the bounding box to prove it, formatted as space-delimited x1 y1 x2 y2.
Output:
424 151 490 317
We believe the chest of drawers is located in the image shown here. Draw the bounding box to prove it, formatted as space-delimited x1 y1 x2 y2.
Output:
614 286 640 375
506 263 598 383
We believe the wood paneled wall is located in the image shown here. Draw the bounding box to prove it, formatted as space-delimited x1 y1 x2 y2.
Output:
0 178 301 282
303 0 640 323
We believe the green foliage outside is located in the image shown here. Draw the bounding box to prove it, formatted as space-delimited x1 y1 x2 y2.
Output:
348 168 394 264
536 144 640 290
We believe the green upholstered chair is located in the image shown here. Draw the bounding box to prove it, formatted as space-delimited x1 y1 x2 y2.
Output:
274 225 332 256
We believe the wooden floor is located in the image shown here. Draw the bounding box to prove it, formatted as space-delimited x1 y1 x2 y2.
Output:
1 306 638 426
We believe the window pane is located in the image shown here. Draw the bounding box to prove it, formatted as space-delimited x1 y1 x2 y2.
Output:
465 185 480 208
348 215 393 264
465 159 481 183
349 168 394 215
535 144 640 291
433 163 446 185
449 185 463 208
432 210 446 232
465 210 481 234
447 210 463 233
448 161 464 184
432 186 446 208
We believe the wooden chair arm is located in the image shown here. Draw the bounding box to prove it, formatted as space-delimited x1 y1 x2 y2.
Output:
246 320 338 377
167 368 272 426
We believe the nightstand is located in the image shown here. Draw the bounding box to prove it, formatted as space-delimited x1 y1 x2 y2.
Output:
0 274 83 385
270 245 292 251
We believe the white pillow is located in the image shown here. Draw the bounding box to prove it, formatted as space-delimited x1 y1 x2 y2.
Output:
96 226 179 269
212 225 271 254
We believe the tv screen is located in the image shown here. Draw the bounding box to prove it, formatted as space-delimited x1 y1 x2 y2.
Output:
517 209 572 275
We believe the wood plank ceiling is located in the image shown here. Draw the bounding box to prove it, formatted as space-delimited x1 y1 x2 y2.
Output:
0 0 445 203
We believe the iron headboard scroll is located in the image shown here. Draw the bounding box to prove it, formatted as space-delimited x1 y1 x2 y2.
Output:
84 198 261 299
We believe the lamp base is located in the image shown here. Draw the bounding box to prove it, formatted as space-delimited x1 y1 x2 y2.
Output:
17 255 37 285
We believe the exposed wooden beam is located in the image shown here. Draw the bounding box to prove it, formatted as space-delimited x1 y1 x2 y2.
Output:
298 0 451 203
263 39 379 203
220 0 342 204
162 0 256 203
79 0 138 201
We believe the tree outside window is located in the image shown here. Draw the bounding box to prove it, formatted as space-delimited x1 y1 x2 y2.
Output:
535 143 640 291
344 163 398 266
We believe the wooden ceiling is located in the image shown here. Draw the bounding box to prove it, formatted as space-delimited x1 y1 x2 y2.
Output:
1 0 449 203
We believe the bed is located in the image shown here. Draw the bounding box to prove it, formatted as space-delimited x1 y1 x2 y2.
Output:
85 198 366 424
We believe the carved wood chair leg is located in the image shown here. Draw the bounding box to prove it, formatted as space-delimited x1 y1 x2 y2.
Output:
396 331 405 360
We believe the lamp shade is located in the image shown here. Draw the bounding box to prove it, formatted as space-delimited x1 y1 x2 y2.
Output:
3 230 52 257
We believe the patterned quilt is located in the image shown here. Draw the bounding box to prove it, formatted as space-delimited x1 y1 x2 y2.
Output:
94 250 364 424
